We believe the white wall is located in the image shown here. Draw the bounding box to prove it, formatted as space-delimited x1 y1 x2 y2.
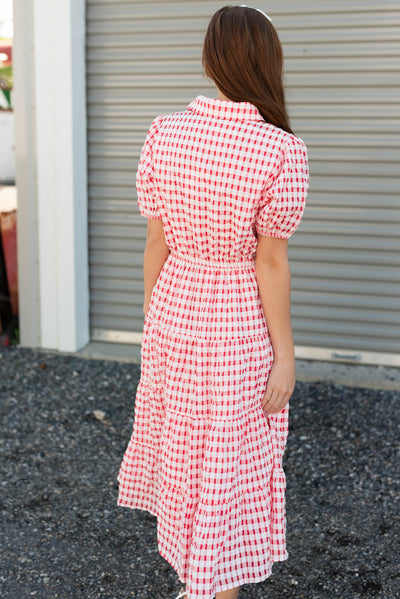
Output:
13 0 89 352
0 111 15 182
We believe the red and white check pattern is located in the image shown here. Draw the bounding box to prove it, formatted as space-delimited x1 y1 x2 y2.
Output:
118 95 309 598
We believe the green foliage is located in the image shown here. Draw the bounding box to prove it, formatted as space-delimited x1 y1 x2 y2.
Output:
0 64 12 84
11 327 20 345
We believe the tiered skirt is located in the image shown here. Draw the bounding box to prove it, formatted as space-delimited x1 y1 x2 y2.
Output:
117 251 289 598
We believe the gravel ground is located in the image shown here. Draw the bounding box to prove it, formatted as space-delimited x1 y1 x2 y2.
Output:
1 345 399 599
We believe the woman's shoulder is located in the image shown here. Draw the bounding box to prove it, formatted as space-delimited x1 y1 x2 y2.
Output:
253 123 308 167
256 120 307 150
281 131 308 164
144 109 194 143
148 108 190 129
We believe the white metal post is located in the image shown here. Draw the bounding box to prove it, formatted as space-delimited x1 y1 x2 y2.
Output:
14 0 89 352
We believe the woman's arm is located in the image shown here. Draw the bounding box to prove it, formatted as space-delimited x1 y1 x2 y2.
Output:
143 219 170 315
254 233 296 414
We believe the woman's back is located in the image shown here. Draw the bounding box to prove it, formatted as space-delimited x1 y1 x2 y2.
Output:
138 95 308 262
137 95 308 337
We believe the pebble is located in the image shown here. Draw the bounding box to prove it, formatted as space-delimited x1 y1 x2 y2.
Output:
92 409 106 421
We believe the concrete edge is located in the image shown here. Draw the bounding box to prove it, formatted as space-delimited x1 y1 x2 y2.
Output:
9 341 399 392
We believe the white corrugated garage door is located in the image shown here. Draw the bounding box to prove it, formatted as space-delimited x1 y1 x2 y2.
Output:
86 0 400 365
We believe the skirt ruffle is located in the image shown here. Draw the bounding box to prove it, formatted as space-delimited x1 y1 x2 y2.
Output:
117 317 289 599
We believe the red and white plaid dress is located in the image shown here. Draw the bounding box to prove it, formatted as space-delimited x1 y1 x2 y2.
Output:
117 95 309 598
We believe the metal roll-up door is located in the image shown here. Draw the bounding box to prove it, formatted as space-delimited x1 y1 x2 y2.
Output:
86 0 400 365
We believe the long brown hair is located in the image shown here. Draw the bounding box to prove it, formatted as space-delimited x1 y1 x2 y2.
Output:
202 5 293 134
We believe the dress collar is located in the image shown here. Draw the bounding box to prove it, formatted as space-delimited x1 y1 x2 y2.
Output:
187 94 265 122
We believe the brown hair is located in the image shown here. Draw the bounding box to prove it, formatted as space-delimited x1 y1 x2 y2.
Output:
202 5 293 134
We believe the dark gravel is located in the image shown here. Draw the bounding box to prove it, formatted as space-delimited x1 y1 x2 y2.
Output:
0 345 399 599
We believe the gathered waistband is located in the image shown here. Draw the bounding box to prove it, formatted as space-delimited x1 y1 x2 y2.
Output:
169 249 255 269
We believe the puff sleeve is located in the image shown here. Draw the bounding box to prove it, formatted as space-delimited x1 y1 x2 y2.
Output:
136 115 164 219
255 136 309 239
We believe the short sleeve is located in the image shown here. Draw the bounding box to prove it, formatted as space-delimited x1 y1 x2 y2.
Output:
255 136 309 239
136 115 164 219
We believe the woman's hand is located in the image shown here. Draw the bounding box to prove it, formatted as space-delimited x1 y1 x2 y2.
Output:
255 235 296 414
143 303 149 317
261 357 296 414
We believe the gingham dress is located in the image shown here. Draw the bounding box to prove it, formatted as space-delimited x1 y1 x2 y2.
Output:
117 95 309 599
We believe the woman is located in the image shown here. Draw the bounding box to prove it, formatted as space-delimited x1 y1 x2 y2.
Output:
117 5 309 599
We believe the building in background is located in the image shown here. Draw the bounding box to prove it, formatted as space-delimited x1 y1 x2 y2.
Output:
12 0 400 366
0 1 14 182
0 1 17 344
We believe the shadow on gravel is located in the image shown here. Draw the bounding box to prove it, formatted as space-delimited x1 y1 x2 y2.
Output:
0 346 399 599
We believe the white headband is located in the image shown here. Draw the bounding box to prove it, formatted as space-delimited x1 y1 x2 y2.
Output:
240 4 272 23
